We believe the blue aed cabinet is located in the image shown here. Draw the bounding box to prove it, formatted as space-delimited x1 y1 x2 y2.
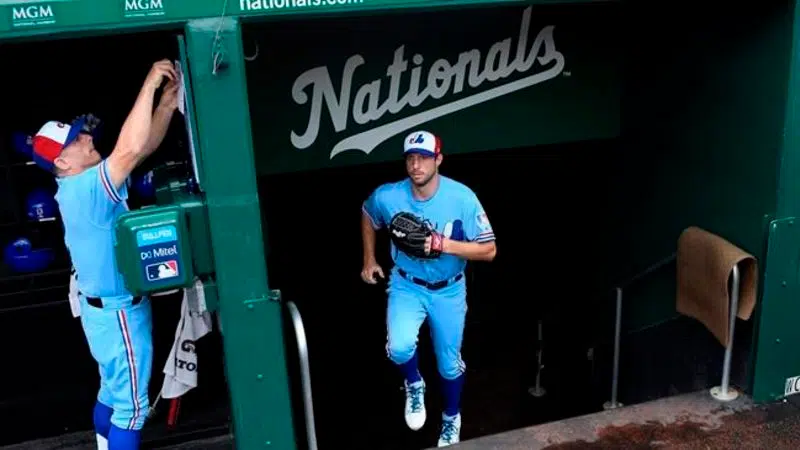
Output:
114 205 194 296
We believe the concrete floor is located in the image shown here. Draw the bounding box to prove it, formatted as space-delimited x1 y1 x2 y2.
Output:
454 390 800 450
7 390 800 450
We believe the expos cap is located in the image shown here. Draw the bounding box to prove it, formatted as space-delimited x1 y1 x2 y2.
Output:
403 130 441 157
29 116 89 172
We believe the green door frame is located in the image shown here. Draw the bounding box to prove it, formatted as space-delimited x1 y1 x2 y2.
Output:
749 0 800 404
183 17 299 450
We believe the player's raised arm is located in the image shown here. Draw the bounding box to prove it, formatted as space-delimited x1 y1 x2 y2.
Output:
143 80 178 156
105 59 178 189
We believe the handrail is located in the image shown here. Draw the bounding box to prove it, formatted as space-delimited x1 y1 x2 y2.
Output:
604 252 677 411
286 301 318 450
711 264 740 402
604 251 743 409
618 252 677 289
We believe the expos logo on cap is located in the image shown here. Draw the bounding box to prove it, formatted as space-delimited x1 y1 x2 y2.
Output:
27 116 89 172
403 130 441 158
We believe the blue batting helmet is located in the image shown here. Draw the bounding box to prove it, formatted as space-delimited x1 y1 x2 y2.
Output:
11 131 34 158
133 170 155 199
25 188 58 221
3 238 55 273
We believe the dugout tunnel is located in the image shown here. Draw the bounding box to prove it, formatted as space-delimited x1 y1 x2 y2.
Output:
249 0 795 448
1 0 800 449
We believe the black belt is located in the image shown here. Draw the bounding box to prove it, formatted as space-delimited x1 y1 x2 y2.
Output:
82 293 142 309
397 269 463 291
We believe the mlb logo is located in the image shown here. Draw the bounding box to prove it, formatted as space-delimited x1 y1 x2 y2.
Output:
146 260 179 282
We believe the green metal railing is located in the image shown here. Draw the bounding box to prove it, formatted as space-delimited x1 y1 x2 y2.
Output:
604 252 677 410
603 251 744 409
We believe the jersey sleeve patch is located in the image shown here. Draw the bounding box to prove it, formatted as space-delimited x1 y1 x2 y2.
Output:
477 212 490 230
473 208 494 242
462 188 494 243
472 210 495 243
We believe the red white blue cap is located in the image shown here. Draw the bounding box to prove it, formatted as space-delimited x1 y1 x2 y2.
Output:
404 130 441 157
29 116 87 172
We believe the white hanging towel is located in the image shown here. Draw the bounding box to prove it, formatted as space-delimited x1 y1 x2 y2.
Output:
161 278 213 399
68 267 81 318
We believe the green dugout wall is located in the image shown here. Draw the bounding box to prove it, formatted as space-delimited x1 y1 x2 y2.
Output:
1 0 800 449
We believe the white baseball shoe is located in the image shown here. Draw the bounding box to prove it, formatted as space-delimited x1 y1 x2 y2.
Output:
437 412 461 447
404 379 426 430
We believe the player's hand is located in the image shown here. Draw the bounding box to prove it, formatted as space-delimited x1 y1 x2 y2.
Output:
425 233 445 255
158 79 180 111
145 59 177 91
361 262 385 284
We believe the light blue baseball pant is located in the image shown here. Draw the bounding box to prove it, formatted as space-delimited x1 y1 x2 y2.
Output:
385 270 468 380
79 294 153 431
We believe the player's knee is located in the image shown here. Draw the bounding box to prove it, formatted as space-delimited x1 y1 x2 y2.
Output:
386 337 416 364
110 412 147 432
110 400 149 431
438 356 466 380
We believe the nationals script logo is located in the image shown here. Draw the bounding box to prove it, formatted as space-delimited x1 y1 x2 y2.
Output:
289 6 566 159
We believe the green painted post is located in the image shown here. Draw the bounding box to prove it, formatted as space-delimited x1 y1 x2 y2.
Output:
775 0 800 220
750 0 800 403
184 17 298 449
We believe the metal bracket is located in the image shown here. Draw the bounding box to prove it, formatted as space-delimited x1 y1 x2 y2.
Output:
243 295 268 307
242 290 281 308
200 277 219 313
269 289 282 302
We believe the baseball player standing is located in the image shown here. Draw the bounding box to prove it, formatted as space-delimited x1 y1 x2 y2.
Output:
360 130 497 447
29 60 178 450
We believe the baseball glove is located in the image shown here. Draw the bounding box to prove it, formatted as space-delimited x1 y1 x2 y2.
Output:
388 211 443 259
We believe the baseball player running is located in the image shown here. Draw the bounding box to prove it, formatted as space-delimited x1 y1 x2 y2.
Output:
360 130 497 447
29 60 179 450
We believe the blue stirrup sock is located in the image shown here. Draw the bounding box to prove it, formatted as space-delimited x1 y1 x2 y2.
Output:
108 425 141 450
93 401 113 438
442 373 465 417
399 351 422 384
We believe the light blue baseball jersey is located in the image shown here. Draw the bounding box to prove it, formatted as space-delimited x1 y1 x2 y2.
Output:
55 158 132 299
57 159 153 432
363 175 495 283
